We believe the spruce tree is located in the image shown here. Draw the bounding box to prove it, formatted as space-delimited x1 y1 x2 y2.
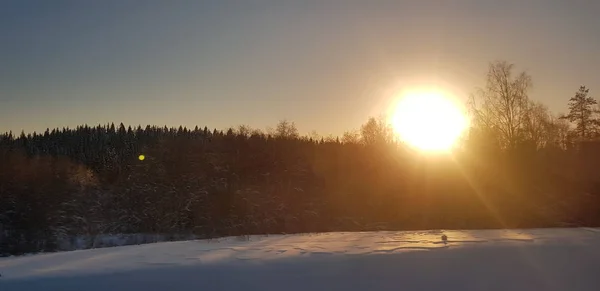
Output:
561 86 599 140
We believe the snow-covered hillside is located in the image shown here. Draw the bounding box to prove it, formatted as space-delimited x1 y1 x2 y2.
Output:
2 228 600 291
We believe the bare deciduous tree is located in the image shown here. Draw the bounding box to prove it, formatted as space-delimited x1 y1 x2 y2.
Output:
547 116 572 150
469 61 533 149
274 119 299 139
341 130 361 144
522 101 553 149
360 116 394 145
307 130 321 141
236 125 253 138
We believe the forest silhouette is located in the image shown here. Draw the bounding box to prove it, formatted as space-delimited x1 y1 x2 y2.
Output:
1 61 600 256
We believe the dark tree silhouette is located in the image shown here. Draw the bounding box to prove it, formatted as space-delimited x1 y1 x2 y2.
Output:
469 61 533 149
1 62 600 256
561 86 599 141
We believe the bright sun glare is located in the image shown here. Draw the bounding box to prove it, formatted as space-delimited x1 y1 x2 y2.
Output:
391 89 468 152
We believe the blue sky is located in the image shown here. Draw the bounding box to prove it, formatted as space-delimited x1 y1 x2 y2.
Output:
2 0 600 135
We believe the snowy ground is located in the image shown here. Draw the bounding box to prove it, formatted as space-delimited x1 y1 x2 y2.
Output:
2 228 600 291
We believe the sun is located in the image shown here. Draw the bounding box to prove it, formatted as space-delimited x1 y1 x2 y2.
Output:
390 89 468 152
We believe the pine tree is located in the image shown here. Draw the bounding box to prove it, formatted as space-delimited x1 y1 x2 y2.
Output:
561 86 599 140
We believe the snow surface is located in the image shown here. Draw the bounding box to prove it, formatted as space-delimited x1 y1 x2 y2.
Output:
55 233 199 251
2 228 600 291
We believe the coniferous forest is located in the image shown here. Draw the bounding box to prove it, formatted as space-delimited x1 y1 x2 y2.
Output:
2 61 600 256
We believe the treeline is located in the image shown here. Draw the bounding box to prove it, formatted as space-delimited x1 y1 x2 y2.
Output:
2 60 600 256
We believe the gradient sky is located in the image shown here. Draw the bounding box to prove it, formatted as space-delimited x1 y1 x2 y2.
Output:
2 0 600 136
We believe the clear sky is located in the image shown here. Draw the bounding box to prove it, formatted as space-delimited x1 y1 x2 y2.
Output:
2 0 599 136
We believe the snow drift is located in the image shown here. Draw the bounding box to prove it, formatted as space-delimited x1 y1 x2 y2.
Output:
1 228 600 291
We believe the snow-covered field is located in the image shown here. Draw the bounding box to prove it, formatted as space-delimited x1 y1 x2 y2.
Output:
2 228 600 291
